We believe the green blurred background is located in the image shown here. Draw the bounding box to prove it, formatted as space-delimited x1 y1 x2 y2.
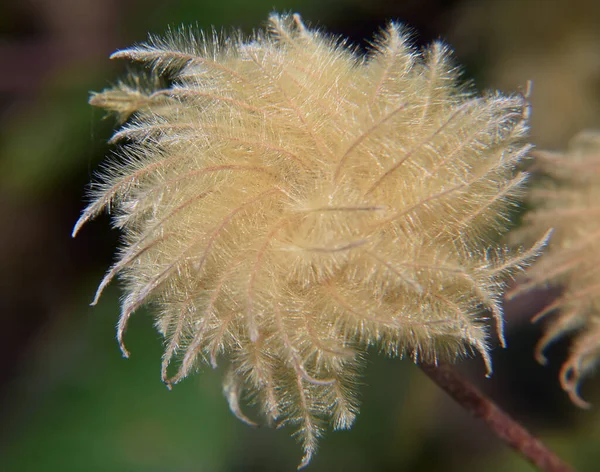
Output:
1 0 600 470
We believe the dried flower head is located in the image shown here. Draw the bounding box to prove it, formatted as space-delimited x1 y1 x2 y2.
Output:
75 13 544 467
509 131 600 408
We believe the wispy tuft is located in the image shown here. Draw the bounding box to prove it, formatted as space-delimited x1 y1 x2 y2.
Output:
76 13 543 467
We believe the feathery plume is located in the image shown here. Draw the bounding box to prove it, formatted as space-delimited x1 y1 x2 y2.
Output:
75 13 543 467
509 131 600 408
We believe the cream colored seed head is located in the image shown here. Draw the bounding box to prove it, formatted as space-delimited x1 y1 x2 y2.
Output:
509 131 600 408
75 13 545 467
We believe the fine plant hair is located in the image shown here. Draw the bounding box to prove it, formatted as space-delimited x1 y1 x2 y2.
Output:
75 13 548 468
509 131 600 408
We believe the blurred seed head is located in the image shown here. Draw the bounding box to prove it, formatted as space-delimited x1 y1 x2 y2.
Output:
75 13 544 467
509 131 600 408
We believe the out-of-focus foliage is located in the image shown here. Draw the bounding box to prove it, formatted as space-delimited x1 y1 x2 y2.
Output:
2 289 238 472
449 0 600 149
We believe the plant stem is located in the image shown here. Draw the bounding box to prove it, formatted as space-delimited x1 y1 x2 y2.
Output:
420 363 573 472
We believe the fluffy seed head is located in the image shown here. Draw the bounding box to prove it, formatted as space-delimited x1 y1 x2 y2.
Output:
509 131 600 408
76 13 543 467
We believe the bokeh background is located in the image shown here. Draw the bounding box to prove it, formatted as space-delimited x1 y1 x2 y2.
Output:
2 0 600 470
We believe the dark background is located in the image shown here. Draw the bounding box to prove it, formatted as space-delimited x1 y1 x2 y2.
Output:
1 0 600 470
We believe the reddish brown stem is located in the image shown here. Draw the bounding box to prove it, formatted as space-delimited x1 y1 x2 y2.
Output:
420 364 573 472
